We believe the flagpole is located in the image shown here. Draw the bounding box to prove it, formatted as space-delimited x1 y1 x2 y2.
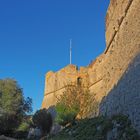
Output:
70 39 72 64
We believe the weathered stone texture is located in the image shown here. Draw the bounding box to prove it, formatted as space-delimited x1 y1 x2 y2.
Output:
106 0 133 48
100 54 140 132
98 0 140 133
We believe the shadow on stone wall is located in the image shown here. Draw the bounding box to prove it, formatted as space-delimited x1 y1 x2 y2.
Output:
99 53 140 133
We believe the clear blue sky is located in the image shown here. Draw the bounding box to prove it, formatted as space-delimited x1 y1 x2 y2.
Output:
0 0 110 112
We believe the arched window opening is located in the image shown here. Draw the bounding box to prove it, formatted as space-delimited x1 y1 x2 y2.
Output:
77 77 82 86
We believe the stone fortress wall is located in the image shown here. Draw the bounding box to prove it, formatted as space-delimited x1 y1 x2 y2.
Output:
98 0 140 132
42 0 140 133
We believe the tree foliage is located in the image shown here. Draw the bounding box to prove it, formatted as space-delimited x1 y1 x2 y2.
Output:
56 84 98 126
0 79 32 135
32 109 53 135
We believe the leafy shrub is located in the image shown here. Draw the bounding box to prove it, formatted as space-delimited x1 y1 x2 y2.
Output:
56 102 78 126
110 114 140 140
15 119 32 139
32 109 53 135
17 122 30 132
55 83 98 126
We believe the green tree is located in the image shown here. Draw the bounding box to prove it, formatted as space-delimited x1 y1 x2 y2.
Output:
56 101 79 126
0 78 32 136
55 84 97 126
32 109 53 136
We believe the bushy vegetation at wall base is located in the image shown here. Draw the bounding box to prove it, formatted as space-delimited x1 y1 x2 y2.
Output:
32 109 53 135
49 115 140 140
55 84 98 126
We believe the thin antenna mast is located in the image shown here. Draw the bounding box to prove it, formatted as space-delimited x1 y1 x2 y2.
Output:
70 39 72 64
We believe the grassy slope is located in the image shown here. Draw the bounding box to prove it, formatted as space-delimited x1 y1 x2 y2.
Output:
49 115 140 140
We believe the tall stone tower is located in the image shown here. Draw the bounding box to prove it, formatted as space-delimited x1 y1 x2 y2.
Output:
42 64 89 109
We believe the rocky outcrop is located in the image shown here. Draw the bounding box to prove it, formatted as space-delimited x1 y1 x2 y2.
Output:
42 0 140 133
